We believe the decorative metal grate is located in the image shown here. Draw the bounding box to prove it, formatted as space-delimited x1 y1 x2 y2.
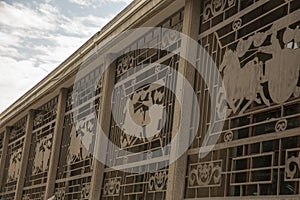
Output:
54 65 102 199
185 0 300 198
101 9 183 200
21 97 58 200
0 116 27 200
0 132 4 162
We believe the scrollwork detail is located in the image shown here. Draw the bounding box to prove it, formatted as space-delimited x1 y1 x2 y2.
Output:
103 178 121 196
232 18 242 30
275 119 288 132
162 23 182 49
285 153 300 180
117 55 134 75
189 161 222 187
204 0 236 21
148 171 168 191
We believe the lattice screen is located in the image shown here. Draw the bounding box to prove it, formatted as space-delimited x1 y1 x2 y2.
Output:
54 65 103 199
185 0 300 198
0 132 3 163
0 116 27 200
21 97 58 200
101 9 183 200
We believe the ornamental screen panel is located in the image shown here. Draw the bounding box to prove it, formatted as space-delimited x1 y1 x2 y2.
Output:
185 0 300 198
21 97 58 200
0 116 27 200
100 9 183 200
54 66 103 200
0 131 3 163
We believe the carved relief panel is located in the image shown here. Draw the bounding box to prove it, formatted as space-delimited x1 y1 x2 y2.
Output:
101 10 183 200
188 160 222 188
55 66 102 199
0 117 27 199
186 0 300 198
22 97 58 200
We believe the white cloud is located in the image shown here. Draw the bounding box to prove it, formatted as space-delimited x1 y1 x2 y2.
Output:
0 32 21 47
60 15 112 36
68 0 133 7
0 2 56 31
0 46 22 59
0 56 49 112
68 0 93 6
109 0 133 4
0 0 131 112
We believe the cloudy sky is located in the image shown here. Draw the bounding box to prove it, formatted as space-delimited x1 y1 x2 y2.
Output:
0 0 132 112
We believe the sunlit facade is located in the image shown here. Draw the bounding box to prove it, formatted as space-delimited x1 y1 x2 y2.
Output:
0 0 300 199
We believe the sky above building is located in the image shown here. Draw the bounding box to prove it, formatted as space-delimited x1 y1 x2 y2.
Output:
0 0 133 113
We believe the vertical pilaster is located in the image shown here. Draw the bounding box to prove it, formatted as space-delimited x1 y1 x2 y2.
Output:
166 0 201 199
15 109 35 200
0 127 10 190
89 55 116 200
44 88 68 200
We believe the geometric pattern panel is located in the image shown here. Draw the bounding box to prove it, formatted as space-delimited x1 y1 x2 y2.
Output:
0 116 27 199
54 65 103 200
186 0 300 198
101 9 184 200
22 96 58 200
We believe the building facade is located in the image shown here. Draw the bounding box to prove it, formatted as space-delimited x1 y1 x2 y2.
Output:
0 0 300 199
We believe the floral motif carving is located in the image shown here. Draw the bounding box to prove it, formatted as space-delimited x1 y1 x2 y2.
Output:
189 161 222 187
103 178 121 196
149 171 168 191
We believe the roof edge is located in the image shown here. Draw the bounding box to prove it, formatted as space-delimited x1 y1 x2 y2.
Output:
0 0 169 125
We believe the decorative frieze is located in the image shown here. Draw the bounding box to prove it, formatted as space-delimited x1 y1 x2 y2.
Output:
188 161 222 187
148 171 168 191
103 178 121 196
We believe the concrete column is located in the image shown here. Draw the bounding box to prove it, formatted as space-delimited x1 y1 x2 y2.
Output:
44 88 68 200
89 55 116 200
15 109 35 200
0 127 10 190
166 0 201 199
